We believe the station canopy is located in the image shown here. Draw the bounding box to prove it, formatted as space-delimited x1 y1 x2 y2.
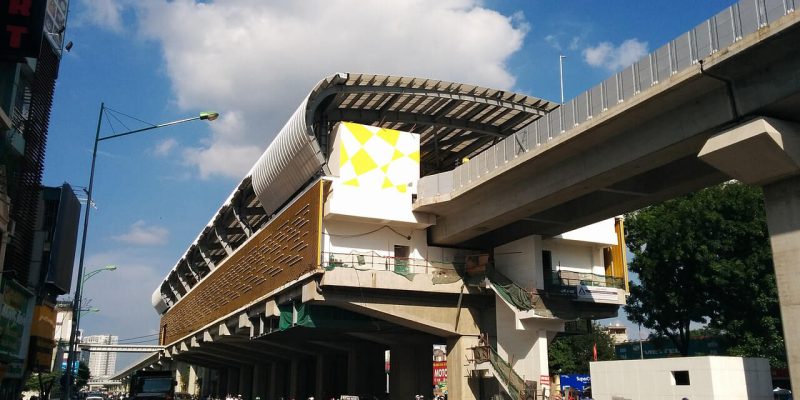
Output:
152 73 557 314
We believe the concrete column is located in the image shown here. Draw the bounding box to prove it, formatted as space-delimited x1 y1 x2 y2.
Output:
267 362 278 400
389 343 431 400
175 361 189 393
289 358 299 399
252 364 267 400
764 175 800 391
188 364 199 396
446 336 479 400
698 118 800 391
239 365 253 400
226 367 239 396
315 354 325 400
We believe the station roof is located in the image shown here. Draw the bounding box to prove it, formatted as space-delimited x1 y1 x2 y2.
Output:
307 73 557 174
153 73 557 314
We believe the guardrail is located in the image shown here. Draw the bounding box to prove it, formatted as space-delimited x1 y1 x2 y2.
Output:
550 270 625 289
418 0 796 199
472 344 540 400
322 251 462 276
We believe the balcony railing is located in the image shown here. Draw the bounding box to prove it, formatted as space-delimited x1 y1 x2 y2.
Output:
549 269 625 289
322 251 463 280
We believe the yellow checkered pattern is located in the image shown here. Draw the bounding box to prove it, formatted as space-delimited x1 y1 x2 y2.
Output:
338 122 419 192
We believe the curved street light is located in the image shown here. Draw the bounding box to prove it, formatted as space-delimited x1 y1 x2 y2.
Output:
82 264 117 284
63 104 219 398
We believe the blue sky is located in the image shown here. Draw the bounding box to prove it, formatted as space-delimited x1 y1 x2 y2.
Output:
43 0 738 370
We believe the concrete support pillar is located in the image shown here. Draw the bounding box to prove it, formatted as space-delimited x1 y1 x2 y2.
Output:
699 118 800 391
347 347 385 395
315 354 325 400
226 367 239 396
252 364 267 400
446 336 480 400
289 358 299 399
175 361 189 393
764 175 800 391
389 343 431 400
239 365 253 400
268 362 278 400
188 364 199 396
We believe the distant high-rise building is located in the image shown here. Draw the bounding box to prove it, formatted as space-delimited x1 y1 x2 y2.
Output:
81 335 119 379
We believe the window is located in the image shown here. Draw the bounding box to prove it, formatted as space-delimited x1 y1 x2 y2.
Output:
542 250 554 287
672 370 690 385
394 245 410 274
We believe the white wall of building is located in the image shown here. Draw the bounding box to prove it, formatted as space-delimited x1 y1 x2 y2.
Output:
554 219 618 246
542 239 606 277
81 335 118 378
322 219 470 272
494 235 543 289
590 357 772 400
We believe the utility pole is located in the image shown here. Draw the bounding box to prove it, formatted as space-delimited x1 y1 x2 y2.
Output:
559 54 566 104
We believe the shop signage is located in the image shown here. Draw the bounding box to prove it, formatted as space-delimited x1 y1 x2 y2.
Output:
576 284 619 303
1 0 47 60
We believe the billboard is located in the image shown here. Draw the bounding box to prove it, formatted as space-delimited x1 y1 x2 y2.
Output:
45 184 81 294
0 0 47 60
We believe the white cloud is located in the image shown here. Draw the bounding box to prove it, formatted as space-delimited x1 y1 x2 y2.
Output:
583 38 648 71
113 220 169 246
77 0 125 32
152 138 178 156
130 0 528 179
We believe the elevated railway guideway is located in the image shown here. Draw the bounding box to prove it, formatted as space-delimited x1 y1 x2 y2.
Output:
143 0 800 399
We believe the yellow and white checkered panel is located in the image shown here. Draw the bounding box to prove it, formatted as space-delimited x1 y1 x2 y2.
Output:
335 122 420 193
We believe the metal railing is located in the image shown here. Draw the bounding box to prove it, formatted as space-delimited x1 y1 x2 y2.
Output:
473 345 540 400
550 270 625 289
322 251 462 277
418 0 796 199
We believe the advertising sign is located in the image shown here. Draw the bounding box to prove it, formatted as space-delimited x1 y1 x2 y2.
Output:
559 374 591 392
0 0 47 60
433 361 447 385
576 284 619 303
0 279 34 378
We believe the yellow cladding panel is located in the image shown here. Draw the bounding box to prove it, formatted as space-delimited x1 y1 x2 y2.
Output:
351 149 378 176
377 128 400 146
337 122 419 193
345 122 374 145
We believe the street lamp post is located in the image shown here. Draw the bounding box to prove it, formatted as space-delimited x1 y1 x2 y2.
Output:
62 103 218 399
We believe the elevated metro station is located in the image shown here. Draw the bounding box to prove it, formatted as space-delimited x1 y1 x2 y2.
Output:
125 74 629 400
115 0 800 398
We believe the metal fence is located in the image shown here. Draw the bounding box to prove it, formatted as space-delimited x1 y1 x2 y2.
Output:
418 0 796 199
322 251 462 276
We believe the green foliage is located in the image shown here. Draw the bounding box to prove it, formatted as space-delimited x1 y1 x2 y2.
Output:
549 323 616 374
624 182 785 366
24 370 62 399
77 361 91 389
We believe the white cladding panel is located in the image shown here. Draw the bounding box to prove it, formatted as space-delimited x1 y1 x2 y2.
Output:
325 122 426 225
555 218 618 245
151 288 168 314
250 97 326 216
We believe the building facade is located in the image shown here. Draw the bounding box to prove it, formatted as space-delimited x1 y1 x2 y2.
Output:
0 1 77 399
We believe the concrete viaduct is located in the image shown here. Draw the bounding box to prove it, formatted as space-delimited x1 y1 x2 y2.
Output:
114 0 800 398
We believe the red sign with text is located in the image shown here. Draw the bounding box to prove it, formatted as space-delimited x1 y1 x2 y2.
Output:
433 361 447 385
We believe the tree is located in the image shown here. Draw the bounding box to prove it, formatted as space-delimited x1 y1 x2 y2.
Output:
624 182 785 365
549 323 616 374
76 361 91 389
25 370 62 400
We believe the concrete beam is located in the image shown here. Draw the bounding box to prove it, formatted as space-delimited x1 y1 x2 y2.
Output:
322 289 481 336
699 117 800 185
